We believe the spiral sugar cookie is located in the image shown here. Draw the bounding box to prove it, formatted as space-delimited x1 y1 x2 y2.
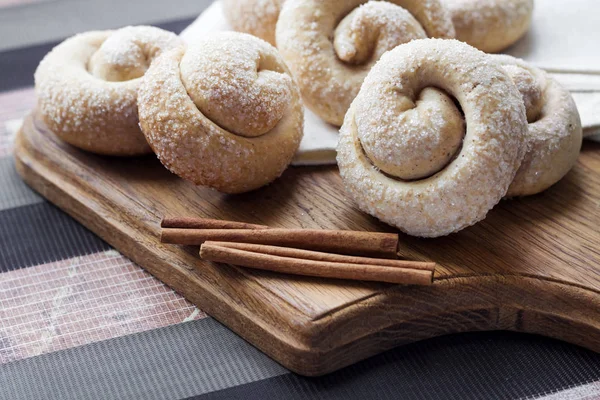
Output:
446 0 534 53
276 0 455 126
337 39 528 237
492 55 583 197
34 26 182 156
222 0 285 45
138 32 303 194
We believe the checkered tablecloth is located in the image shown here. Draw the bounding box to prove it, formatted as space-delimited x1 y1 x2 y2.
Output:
1 1 600 399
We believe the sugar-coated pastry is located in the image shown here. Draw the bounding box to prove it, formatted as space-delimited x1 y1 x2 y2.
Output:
446 0 534 53
138 32 303 194
222 0 284 45
276 0 455 126
337 39 528 238
493 55 583 197
34 26 182 156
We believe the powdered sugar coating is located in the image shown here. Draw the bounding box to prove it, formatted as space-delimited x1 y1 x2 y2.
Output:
138 32 303 194
334 2 426 65
502 64 543 122
337 39 527 237
89 26 181 82
222 0 284 45
357 87 465 180
277 0 455 126
494 55 583 197
34 26 182 155
180 35 292 137
447 0 533 53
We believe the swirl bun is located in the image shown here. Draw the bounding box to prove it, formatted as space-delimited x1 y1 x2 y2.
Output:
222 0 284 45
493 55 583 197
277 0 455 126
34 26 182 155
447 0 534 53
138 32 303 194
337 39 528 237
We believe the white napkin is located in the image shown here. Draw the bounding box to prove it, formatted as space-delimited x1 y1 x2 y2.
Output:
5 119 23 142
180 1 600 164
506 0 600 74
505 0 600 141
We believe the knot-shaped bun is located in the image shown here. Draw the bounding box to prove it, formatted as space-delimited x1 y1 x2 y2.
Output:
337 39 527 238
447 0 534 53
357 87 465 181
276 0 455 126
333 2 426 65
179 39 292 138
502 64 544 123
138 32 303 194
34 26 182 155
222 0 284 45
493 55 583 197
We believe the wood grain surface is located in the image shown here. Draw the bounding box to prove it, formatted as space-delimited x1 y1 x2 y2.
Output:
14 112 600 376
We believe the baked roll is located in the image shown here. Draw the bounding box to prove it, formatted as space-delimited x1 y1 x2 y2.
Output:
447 0 534 53
222 0 285 45
337 39 528 237
494 55 582 197
34 26 182 155
276 0 455 126
138 32 304 194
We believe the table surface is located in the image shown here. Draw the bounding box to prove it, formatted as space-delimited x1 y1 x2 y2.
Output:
1 1 600 399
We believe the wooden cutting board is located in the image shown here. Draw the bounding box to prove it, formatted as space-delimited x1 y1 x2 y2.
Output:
14 112 600 376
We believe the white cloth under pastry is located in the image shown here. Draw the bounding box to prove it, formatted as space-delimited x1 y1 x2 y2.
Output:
506 0 600 74
180 0 600 163
550 72 600 138
5 119 22 142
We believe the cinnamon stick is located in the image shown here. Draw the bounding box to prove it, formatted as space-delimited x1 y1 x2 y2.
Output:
206 241 435 272
161 217 268 230
161 228 399 258
200 242 432 285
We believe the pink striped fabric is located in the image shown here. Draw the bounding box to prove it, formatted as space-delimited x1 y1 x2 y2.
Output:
1 87 207 364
